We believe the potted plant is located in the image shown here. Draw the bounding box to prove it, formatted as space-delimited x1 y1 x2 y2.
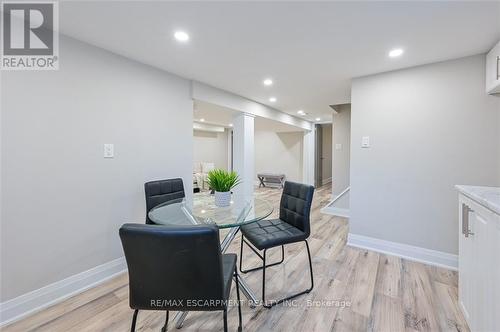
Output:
206 169 241 207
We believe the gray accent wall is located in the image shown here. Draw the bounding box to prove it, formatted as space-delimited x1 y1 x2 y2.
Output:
350 55 500 254
0 36 193 301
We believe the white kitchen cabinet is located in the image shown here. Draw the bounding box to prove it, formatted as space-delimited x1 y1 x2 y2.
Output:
486 40 500 94
458 192 500 332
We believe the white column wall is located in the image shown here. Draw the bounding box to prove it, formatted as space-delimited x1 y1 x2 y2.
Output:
302 129 315 186
232 113 255 207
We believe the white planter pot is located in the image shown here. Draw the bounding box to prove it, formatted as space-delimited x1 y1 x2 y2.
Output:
214 191 231 207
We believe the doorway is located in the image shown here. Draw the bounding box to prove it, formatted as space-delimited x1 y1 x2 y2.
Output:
315 124 332 187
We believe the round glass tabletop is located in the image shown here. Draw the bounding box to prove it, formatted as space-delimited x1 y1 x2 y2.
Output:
148 192 273 229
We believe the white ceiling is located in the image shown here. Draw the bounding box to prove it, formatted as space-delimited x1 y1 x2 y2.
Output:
59 1 500 119
194 100 304 133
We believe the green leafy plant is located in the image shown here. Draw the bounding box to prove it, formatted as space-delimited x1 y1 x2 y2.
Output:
206 169 241 192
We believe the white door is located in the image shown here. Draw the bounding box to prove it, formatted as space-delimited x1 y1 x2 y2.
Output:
458 197 474 326
493 213 500 332
459 194 500 331
470 205 488 331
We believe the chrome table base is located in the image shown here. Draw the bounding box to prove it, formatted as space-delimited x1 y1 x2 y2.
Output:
174 226 256 328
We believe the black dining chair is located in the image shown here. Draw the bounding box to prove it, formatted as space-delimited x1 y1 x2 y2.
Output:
144 178 185 224
239 181 315 308
119 223 242 332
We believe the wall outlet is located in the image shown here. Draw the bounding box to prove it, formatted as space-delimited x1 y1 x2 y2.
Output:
104 144 114 158
361 136 370 148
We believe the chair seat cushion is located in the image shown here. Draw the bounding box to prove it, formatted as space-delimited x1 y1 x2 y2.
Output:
222 253 237 300
240 219 307 250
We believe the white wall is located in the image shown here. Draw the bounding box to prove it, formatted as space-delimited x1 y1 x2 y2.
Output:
0 36 193 302
255 130 303 183
350 55 500 255
193 130 228 170
332 105 351 196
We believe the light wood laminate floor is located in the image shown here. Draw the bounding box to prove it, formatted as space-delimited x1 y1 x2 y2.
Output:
3 185 468 332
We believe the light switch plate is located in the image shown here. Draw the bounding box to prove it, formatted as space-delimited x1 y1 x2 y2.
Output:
361 136 370 148
335 143 342 150
104 144 114 158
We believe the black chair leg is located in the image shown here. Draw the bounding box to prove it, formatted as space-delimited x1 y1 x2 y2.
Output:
305 240 314 292
262 248 268 307
262 240 314 309
240 238 284 274
234 266 243 332
161 311 169 332
130 309 139 332
223 308 228 332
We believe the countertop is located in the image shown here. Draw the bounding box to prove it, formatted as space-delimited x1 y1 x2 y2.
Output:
455 185 500 215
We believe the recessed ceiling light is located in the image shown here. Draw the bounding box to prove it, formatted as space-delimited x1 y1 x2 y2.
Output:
389 48 404 58
199 118 205 122
269 97 277 103
228 123 233 127
263 79 273 86
174 31 190 42
315 117 321 121
297 110 305 115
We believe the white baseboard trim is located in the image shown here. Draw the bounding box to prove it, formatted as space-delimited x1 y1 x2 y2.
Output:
320 206 350 218
347 233 458 271
0 257 127 327
459 301 471 328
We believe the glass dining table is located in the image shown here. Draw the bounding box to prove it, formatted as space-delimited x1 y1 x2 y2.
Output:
148 192 273 328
